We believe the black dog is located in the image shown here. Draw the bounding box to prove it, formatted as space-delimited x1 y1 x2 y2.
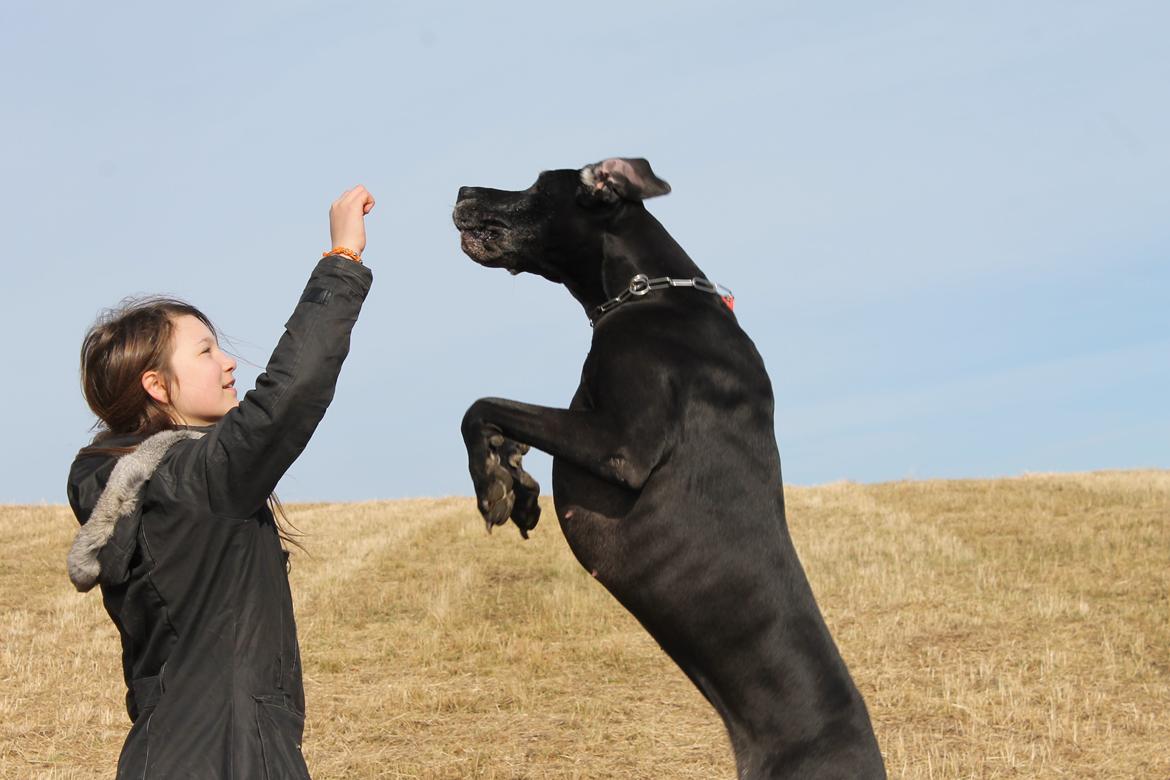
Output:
453 158 885 779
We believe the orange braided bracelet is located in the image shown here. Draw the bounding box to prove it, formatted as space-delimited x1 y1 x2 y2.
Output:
323 246 362 263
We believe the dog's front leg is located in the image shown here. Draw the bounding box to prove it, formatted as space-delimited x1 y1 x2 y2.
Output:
462 397 667 534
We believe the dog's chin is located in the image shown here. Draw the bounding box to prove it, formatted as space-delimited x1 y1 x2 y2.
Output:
460 232 520 273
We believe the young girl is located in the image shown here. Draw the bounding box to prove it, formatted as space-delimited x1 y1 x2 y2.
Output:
66 186 375 779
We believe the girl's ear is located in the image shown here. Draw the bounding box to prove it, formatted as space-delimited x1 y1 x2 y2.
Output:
142 370 170 405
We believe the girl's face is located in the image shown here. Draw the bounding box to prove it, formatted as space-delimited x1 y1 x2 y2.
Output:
164 314 239 426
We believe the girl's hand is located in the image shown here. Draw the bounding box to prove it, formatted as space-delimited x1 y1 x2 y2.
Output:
330 185 376 255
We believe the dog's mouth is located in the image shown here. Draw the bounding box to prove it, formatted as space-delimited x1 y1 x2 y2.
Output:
453 211 514 269
458 218 507 247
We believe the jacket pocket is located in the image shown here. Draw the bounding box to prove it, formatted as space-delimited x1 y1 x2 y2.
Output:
253 694 311 780
116 677 160 780
128 674 162 721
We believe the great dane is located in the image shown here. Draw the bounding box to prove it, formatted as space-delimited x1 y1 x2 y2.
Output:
453 158 885 779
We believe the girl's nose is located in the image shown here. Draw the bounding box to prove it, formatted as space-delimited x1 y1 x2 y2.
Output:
224 353 237 372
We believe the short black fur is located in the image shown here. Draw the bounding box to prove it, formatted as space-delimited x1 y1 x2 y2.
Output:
454 159 885 779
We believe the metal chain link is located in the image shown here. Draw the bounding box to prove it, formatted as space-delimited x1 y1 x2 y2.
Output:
591 273 734 325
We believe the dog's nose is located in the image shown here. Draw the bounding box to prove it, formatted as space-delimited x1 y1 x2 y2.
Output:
457 186 475 202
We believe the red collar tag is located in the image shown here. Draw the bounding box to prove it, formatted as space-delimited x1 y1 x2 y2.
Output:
721 294 735 311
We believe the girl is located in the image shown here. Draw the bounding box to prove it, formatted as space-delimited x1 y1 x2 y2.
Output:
66 186 375 779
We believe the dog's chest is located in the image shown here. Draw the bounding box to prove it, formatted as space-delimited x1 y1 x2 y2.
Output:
550 456 636 571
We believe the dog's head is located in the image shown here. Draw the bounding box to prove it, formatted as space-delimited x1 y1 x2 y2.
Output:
452 158 670 286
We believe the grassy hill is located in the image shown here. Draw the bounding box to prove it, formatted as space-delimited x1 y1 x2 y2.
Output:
2 471 1167 778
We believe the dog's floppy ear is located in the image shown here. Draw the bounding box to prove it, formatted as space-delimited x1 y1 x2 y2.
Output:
581 158 671 203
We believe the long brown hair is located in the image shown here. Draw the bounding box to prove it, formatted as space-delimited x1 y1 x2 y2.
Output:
79 297 304 551
81 297 213 443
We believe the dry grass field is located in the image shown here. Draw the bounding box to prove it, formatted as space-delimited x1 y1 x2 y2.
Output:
1 470 1167 778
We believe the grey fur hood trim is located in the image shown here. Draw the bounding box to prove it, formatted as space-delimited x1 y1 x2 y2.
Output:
67 429 204 592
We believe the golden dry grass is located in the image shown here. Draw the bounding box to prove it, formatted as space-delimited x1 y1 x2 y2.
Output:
1 470 1167 778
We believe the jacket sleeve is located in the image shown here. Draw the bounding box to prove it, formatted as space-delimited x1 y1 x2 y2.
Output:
193 255 372 517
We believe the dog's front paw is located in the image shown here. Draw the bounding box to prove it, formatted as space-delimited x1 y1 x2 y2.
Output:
469 432 516 531
500 440 541 538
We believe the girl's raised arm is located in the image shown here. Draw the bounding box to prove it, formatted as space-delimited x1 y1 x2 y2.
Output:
191 187 375 517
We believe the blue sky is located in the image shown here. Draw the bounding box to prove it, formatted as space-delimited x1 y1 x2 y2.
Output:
2 1 1166 502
